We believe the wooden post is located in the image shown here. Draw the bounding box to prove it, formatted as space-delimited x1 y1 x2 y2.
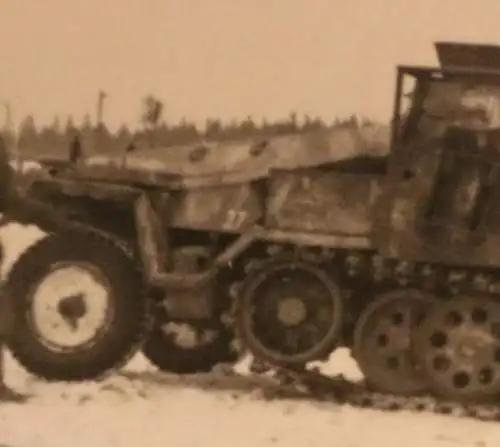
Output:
97 91 107 126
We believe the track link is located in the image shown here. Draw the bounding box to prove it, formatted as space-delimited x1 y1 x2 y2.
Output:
254 365 500 423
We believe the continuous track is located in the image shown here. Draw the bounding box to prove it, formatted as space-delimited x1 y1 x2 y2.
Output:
227 246 500 423
251 365 500 423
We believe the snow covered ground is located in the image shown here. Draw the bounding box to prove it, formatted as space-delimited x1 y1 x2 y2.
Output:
0 224 499 447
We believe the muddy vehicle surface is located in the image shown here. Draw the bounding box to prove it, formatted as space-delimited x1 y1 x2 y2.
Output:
7 41 500 417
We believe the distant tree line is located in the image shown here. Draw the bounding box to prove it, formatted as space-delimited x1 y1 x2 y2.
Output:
1 103 376 160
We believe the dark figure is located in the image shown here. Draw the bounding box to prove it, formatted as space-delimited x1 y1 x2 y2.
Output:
69 135 83 164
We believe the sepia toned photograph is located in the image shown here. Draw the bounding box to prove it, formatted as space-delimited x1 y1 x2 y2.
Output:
0 0 500 446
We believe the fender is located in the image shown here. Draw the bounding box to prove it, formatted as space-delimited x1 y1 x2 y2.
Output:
19 177 139 241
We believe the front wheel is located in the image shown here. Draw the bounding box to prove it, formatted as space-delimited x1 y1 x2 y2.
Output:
5 227 152 381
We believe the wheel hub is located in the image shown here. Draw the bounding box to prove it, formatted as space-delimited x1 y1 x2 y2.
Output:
277 298 307 326
58 293 87 322
29 262 113 352
454 330 490 361
458 342 476 359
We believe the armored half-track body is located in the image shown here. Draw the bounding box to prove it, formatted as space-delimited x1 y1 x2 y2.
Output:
6 41 500 419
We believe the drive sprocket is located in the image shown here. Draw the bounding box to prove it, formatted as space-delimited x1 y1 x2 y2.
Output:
235 258 343 367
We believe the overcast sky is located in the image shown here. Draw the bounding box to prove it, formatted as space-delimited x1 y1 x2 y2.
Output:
0 0 499 130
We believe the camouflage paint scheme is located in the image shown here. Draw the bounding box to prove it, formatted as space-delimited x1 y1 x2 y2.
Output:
26 124 389 240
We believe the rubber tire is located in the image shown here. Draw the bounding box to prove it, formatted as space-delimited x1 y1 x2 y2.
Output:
142 317 238 374
5 227 152 382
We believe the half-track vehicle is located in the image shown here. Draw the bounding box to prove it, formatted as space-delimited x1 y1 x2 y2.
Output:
6 41 500 407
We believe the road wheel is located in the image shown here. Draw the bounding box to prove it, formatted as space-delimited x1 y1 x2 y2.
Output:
5 227 152 381
413 295 500 404
352 289 434 395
